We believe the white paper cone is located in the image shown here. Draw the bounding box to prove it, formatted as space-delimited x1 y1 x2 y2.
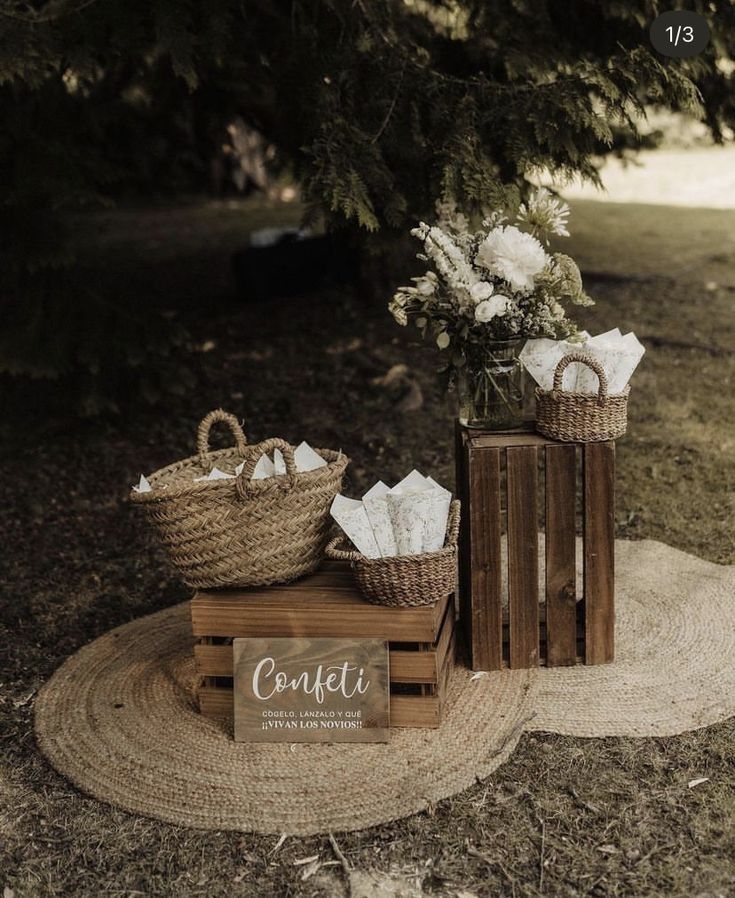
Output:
424 477 452 552
362 481 397 557
386 471 430 555
386 470 454 556
133 474 152 493
194 466 235 482
586 327 622 346
330 495 381 558
273 448 287 476
392 469 431 494
519 338 573 391
387 490 434 556
608 332 645 392
520 331 644 394
251 454 276 480
294 441 327 472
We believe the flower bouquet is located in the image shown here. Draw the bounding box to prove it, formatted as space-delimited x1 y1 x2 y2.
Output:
390 191 593 430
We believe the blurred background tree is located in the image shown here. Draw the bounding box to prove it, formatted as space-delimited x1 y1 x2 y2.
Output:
1 0 733 412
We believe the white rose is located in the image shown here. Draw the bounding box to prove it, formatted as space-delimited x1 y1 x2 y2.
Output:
476 225 548 293
436 332 451 349
469 281 494 303
475 295 510 323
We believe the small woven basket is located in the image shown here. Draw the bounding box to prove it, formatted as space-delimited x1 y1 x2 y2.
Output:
131 409 349 589
325 500 460 607
535 352 629 443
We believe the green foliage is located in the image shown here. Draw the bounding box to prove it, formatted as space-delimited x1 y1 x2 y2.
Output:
1 0 734 408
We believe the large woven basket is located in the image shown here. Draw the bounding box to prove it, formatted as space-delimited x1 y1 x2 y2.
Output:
325 500 460 607
131 409 349 589
536 352 629 442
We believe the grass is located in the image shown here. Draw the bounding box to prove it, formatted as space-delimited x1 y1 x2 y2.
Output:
1 191 734 897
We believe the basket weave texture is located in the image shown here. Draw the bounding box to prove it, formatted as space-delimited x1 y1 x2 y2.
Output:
325 500 460 607
535 352 629 442
130 409 349 589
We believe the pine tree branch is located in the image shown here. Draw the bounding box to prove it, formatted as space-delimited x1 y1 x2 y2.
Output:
371 58 406 143
0 0 101 23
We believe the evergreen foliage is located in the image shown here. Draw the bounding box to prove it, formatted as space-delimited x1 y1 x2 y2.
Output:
1 0 733 409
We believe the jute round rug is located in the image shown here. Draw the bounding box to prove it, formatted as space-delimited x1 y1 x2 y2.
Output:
35 539 735 835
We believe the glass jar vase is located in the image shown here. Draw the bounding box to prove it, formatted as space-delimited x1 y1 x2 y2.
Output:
456 339 526 430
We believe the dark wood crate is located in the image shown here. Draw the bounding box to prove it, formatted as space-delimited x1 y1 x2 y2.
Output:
455 424 614 671
192 561 456 728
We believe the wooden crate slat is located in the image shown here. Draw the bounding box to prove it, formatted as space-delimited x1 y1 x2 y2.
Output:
454 421 471 653
437 629 456 699
390 652 438 685
197 685 233 717
545 444 578 666
433 601 455 677
192 588 448 642
194 644 232 676
192 607 434 641
469 432 558 449
584 442 615 664
506 446 540 668
467 446 503 670
389 695 441 727
395 627 454 726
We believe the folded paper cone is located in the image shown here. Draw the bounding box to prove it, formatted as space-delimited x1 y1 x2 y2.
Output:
294 441 328 472
387 489 434 556
330 494 381 559
333 470 453 559
521 330 645 394
362 481 397 557
251 454 276 479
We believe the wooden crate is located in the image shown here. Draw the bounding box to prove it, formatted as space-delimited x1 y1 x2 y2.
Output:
455 424 614 671
192 561 456 728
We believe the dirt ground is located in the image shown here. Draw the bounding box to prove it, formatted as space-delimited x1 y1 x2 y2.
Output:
1 184 734 897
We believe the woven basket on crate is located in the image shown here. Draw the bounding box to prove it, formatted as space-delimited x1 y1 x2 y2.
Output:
535 352 629 443
325 500 461 607
131 409 349 589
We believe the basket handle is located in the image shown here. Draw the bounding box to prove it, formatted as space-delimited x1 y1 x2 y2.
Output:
235 437 298 498
196 410 248 468
445 499 461 547
325 535 361 562
552 352 608 401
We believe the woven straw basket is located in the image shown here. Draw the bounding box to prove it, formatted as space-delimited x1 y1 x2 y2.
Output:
536 352 629 443
325 500 460 607
131 409 349 589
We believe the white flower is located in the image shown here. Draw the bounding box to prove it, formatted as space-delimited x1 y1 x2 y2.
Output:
475 295 510 323
412 223 477 293
436 332 450 349
476 225 548 293
469 281 494 303
389 294 408 326
518 188 570 241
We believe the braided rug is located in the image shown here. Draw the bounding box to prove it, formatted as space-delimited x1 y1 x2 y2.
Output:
35 539 735 835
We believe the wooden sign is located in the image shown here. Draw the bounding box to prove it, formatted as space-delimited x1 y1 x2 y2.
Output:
232 637 390 743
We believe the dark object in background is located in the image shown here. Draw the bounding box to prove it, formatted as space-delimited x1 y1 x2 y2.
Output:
232 231 360 301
